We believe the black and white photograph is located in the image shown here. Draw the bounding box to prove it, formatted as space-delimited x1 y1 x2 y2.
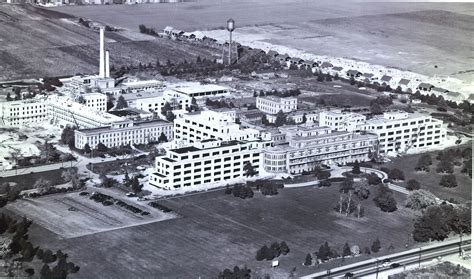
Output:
0 0 472 278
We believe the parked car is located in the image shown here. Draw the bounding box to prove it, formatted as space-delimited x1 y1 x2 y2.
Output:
126 192 136 197
382 259 391 267
390 263 400 268
344 272 354 278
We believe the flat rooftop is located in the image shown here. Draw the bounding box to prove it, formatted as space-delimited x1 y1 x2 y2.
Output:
172 84 229 95
122 91 164 101
77 119 171 134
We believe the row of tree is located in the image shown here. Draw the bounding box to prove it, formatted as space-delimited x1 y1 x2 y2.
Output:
255 241 290 261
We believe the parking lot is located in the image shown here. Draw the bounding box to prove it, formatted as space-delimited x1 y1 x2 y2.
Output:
6 191 177 238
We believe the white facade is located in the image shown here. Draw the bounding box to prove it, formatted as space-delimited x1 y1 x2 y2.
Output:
264 126 378 174
122 90 191 115
170 83 230 98
0 98 48 126
174 110 263 144
357 111 447 154
82 93 107 112
319 110 366 132
149 139 265 190
74 119 173 149
256 96 297 114
48 95 123 129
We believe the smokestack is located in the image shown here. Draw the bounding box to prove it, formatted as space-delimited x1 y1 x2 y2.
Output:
105 50 110 78
99 27 105 78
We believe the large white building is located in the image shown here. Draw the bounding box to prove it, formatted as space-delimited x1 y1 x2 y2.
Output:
122 89 191 115
0 98 48 126
319 110 366 132
74 119 173 149
174 109 263 144
256 96 297 114
357 111 447 154
48 95 123 129
149 139 265 190
81 93 107 112
171 84 230 98
264 126 378 174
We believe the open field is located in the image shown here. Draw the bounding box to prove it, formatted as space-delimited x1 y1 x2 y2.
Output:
381 145 472 203
15 185 417 278
53 1 474 82
0 168 69 190
0 4 221 81
6 191 176 238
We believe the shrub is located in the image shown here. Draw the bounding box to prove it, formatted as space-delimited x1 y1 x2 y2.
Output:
388 168 405 181
405 190 437 210
371 238 381 253
439 175 457 188
406 179 421 191
373 185 397 212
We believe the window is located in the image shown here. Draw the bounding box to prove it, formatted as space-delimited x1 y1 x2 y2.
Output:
194 162 201 166
212 152 219 156
192 155 199 159
214 159 221 163
184 163 191 168
184 170 191 174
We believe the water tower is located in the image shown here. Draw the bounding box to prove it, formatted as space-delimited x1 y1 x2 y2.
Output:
226 18 235 65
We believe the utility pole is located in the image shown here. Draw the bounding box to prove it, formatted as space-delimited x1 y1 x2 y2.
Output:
418 247 422 267
459 232 463 256
375 260 379 279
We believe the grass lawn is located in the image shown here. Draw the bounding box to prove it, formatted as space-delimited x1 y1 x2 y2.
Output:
0 168 74 191
19 184 416 278
380 146 472 203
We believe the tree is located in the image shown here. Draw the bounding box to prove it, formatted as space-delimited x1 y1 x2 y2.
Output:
61 168 80 189
165 112 176 122
261 114 270 126
280 241 290 255
461 158 472 178
373 185 397 212
354 184 370 218
162 101 172 116
116 95 128 109
413 205 451 242
34 178 52 195
131 176 142 193
83 143 91 154
352 160 361 174
436 160 454 174
367 173 382 185
243 161 257 177
40 264 51 279
317 242 331 261
371 238 381 253
274 110 287 126
405 189 437 211
158 132 168 143
370 103 384 115
60 126 76 148
301 113 307 124
6 92 12 101
439 174 457 188
388 168 405 181
406 179 421 191
303 253 312 266
96 142 108 152
255 246 266 261
342 242 351 258
42 249 57 264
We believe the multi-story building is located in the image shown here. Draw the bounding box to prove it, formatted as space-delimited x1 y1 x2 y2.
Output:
319 110 366 132
171 83 230 98
0 98 48 126
357 111 447 154
48 95 123 129
81 93 107 112
256 96 297 114
74 119 173 149
264 126 378 174
174 109 262 144
149 139 265 190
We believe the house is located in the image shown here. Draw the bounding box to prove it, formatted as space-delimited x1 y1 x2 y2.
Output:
164 26 173 36
320 62 333 68
346 69 362 78
171 29 184 37
329 66 343 76
267 50 279 58
182 32 195 40
363 73 374 79
192 31 206 41
302 60 318 69
276 54 290 64
445 91 462 102
417 83 434 92
289 58 304 67
431 87 449 96
380 75 392 84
